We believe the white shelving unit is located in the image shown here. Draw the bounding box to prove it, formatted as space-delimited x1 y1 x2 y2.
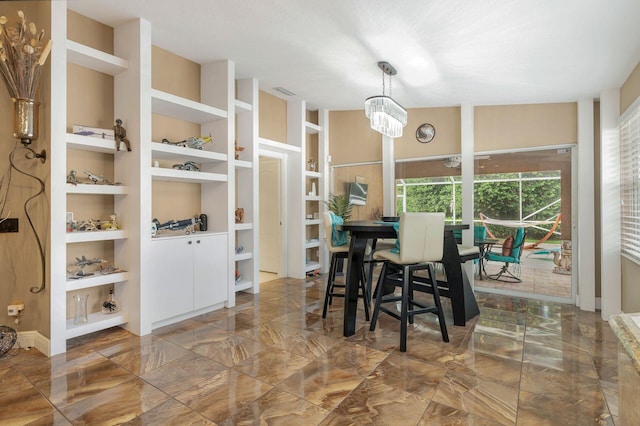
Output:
234 78 259 294
47 1 327 355
49 4 136 355
287 100 328 278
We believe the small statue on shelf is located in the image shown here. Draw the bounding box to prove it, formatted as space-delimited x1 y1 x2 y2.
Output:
235 142 245 160
308 158 317 172
66 169 78 185
235 208 244 223
114 119 132 152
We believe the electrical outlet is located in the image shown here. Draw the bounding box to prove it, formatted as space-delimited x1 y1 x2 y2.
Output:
0 218 18 233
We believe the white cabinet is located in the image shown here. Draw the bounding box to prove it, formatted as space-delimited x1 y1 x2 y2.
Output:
150 233 227 325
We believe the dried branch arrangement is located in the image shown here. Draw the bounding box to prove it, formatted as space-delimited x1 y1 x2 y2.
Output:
0 10 52 100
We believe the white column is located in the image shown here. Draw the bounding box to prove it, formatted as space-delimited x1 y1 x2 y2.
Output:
382 135 395 215
577 99 596 311
461 105 475 281
600 89 621 320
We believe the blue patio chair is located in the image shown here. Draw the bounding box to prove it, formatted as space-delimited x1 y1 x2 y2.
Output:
485 227 526 282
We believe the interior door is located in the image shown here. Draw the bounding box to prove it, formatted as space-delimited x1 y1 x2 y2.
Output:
259 156 281 274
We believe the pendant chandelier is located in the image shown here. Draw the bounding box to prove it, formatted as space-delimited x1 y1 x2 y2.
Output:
364 61 407 138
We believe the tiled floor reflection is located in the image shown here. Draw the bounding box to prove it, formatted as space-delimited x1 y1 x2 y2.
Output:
1 277 618 425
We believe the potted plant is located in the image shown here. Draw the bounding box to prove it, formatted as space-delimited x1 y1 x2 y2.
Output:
324 193 352 220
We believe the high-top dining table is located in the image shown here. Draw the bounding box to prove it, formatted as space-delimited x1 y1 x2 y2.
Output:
339 220 480 337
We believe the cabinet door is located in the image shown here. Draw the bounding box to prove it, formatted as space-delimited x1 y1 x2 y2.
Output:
149 238 194 323
194 234 228 310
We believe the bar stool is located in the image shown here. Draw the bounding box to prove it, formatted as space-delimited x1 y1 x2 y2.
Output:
322 211 370 320
369 212 448 352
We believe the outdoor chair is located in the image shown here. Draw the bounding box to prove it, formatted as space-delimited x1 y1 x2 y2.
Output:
485 227 527 282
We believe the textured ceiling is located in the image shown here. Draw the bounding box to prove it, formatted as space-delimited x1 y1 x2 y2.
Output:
68 0 640 111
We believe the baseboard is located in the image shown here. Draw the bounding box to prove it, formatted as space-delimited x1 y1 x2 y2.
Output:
595 297 602 310
16 330 50 356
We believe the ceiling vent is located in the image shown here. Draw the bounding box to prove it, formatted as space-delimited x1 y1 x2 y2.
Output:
273 87 296 96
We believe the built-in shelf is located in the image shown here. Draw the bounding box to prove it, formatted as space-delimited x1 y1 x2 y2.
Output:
66 272 129 292
234 160 252 169
151 89 227 124
66 230 128 243
66 184 129 195
66 312 128 339
235 280 253 292
235 252 253 261
305 171 321 178
305 121 321 134
305 262 321 272
234 99 252 111
151 168 227 183
151 141 227 163
305 195 321 201
305 219 321 226
66 40 128 76
66 133 117 153
258 137 301 153
305 241 320 249
235 223 253 231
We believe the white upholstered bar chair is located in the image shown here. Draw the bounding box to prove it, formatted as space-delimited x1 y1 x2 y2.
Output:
369 212 448 352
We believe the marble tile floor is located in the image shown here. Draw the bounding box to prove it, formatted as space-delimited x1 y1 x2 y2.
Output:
0 277 618 425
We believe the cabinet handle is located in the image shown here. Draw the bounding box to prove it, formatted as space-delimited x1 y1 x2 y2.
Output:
188 241 192 245
196 240 201 244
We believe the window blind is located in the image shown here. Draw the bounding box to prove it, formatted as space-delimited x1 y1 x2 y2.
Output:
620 100 640 263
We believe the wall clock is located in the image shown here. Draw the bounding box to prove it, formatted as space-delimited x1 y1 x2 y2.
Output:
416 123 435 143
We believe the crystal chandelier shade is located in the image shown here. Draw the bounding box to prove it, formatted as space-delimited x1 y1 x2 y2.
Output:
365 95 407 138
365 61 408 138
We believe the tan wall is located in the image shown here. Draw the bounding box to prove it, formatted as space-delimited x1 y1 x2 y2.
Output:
621 62 640 114
332 164 384 221
259 91 287 142
394 107 461 159
329 110 382 164
150 47 202 222
0 1 51 334
475 103 577 151
620 61 640 312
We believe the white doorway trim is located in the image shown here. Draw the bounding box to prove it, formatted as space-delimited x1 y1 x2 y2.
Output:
259 149 288 279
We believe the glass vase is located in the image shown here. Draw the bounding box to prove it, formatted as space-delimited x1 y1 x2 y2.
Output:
73 294 89 324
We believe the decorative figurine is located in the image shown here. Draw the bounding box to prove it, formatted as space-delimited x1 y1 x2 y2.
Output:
101 288 120 314
114 119 132 152
172 161 200 171
235 208 244 223
308 158 317 172
101 214 120 231
235 142 245 160
84 170 106 184
161 135 212 150
152 216 202 235
66 170 78 185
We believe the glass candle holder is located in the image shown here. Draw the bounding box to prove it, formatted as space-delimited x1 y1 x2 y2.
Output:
13 98 39 145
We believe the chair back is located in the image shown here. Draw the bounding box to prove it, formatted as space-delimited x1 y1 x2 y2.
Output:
323 211 346 253
511 227 526 260
474 225 487 241
397 212 445 264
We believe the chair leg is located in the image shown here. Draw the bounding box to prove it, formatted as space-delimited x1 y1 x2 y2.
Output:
369 262 388 331
400 265 410 352
429 263 449 342
322 254 337 318
360 264 370 321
